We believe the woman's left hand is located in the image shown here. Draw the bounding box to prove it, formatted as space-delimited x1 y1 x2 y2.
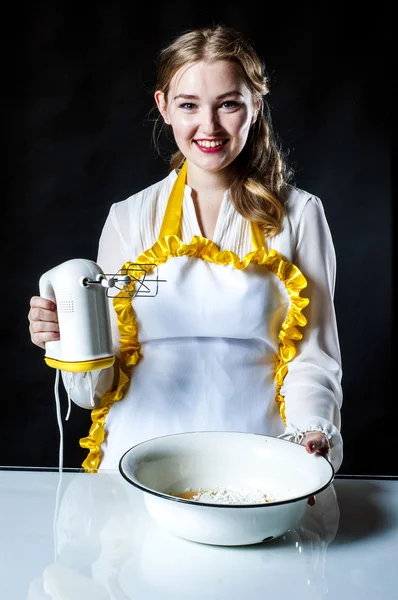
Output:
301 431 330 506
301 431 330 459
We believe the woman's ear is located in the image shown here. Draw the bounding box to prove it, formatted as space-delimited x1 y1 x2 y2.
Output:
251 98 262 124
154 90 171 124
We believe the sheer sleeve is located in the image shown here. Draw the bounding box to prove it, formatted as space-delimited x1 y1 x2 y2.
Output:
278 196 343 471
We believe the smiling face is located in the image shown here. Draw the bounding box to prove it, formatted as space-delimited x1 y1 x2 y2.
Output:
155 60 260 178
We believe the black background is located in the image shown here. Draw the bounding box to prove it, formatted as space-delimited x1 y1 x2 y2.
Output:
3 2 393 474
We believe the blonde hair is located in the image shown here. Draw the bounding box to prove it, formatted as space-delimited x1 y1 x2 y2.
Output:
153 25 293 237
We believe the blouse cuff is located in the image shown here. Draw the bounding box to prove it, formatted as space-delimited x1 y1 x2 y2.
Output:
61 367 114 410
278 416 343 472
60 371 99 409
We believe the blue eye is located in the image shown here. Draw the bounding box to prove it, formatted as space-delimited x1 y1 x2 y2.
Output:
222 101 239 109
181 103 196 110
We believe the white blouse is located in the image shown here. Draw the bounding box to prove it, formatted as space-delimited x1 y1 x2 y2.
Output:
63 170 343 471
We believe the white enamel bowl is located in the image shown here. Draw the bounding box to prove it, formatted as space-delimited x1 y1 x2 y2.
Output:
119 431 334 546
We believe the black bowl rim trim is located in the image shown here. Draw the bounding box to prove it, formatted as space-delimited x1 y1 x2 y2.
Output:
118 431 335 509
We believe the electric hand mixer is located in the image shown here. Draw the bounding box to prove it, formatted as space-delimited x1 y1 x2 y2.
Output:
39 257 163 372
38 257 164 471
39 258 118 372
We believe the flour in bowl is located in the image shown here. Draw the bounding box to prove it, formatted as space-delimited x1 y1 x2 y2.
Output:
172 488 274 504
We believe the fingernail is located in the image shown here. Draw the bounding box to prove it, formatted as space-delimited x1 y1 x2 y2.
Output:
51 303 57 311
309 442 317 452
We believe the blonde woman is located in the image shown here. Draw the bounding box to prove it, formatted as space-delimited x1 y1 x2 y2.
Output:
28 25 343 474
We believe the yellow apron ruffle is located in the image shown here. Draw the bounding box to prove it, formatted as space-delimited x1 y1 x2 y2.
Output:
80 162 309 472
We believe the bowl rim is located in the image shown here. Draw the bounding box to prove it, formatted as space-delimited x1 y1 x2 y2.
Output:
118 431 335 509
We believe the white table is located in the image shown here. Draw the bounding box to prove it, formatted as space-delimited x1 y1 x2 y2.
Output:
1 469 397 599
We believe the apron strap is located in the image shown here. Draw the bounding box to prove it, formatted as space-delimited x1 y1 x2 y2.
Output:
159 159 267 252
159 160 187 239
250 222 265 252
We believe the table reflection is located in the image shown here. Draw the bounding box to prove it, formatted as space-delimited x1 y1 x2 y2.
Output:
27 471 340 600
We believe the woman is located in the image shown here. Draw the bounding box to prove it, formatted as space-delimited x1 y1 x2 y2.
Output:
28 25 343 472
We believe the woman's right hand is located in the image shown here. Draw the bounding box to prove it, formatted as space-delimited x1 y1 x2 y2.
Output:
28 296 59 349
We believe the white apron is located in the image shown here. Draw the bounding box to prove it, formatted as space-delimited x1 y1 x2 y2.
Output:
80 163 309 470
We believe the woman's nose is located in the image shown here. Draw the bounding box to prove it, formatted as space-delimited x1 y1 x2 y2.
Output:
201 108 219 134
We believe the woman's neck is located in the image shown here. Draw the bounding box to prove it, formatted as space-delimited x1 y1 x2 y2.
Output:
185 163 230 240
185 162 230 197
